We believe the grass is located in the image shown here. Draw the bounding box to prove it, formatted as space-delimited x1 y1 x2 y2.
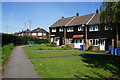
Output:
24 44 120 79
1 43 14 65
31 56 120 79
24 44 99 59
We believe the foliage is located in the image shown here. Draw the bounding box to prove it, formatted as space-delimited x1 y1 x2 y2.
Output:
46 42 56 47
1 43 14 65
1 33 48 46
61 45 73 50
100 2 120 28
88 45 94 50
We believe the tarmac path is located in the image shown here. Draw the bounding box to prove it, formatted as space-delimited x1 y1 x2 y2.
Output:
3 46 41 78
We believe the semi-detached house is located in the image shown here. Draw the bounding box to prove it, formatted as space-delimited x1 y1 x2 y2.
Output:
49 10 120 51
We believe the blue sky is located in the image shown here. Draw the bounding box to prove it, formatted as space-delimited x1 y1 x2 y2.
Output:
2 2 102 34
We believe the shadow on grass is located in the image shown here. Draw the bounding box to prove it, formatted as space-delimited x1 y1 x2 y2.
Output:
75 54 120 80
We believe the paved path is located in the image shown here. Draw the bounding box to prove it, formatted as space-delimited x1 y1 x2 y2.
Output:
3 46 41 78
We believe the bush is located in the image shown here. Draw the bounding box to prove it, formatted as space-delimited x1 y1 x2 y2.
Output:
1 43 14 65
88 45 94 50
1 33 49 46
62 45 72 50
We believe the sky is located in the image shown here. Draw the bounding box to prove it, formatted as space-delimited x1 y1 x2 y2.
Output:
2 2 102 34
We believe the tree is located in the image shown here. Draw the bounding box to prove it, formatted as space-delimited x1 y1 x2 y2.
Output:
100 1 120 54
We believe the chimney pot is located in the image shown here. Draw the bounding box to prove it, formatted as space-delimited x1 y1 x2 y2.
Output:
96 9 99 14
62 16 64 19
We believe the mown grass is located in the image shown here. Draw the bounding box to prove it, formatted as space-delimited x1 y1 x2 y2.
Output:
24 44 99 59
24 44 120 79
31 55 120 79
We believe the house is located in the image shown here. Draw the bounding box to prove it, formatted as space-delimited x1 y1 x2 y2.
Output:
14 27 49 39
49 10 120 51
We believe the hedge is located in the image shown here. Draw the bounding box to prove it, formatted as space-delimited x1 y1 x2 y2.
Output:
1 43 14 65
1 33 49 46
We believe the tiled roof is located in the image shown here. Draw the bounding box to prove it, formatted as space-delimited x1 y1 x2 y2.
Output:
67 13 94 26
31 27 48 33
87 14 100 25
50 17 74 28
50 13 100 28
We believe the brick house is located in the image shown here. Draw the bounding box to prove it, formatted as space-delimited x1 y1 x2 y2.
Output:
49 10 120 51
14 27 49 39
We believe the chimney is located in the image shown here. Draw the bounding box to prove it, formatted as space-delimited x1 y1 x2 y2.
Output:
76 12 79 16
61 16 64 19
96 9 99 14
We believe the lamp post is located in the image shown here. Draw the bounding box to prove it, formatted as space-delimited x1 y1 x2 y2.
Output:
28 20 31 31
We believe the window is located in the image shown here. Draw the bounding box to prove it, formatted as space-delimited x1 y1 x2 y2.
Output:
68 38 73 44
52 28 56 32
105 26 112 30
38 33 42 36
89 25 98 31
89 39 99 46
32 33 37 36
78 26 83 31
59 27 63 32
43 33 46 36
67 27 74 32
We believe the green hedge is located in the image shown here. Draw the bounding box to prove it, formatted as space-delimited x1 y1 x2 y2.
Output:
1 33 49 46
1 43 14 65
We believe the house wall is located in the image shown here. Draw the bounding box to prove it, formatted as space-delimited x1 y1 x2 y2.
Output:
50 27 64 37
66 26 84 38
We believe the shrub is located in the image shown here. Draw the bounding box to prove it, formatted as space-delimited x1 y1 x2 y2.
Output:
62 45 72 50
1 33 49 46
88 45 94 50
50 42 56 47
2 43 14 65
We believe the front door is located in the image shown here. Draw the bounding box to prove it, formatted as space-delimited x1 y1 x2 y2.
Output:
100 39 105 50
74 39 83 48
57 38 60 46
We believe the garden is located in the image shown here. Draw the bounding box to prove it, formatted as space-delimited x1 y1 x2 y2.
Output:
24 44 120 79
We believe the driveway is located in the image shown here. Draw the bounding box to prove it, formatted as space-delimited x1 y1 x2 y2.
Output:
3 46 41 78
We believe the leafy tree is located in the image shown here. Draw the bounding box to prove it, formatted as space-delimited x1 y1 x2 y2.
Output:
100 1 120 51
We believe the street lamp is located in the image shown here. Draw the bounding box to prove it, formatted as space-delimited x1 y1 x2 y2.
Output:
28 20 31 31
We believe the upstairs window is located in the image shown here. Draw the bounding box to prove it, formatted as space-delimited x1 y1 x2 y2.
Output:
43 33 46 36
67 27 74 32
89 39 99 46
38 33 42 36
78 26 83 31
105 26 112 30
52 28 56 32
59 27 63 32
32 33 37 36
89 25 98 31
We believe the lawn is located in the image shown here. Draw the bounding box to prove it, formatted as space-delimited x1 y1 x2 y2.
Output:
24 44 120 79
24 44 99 59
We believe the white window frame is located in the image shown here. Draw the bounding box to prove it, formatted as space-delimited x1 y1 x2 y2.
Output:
38 33 42 36
32 33 37 36
52 28 56 32
67 27 74 32
105 26 112 30
78 26 83 31
89 25 98 31
43 33 46 36
89 39 99 46
59 27 63 32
